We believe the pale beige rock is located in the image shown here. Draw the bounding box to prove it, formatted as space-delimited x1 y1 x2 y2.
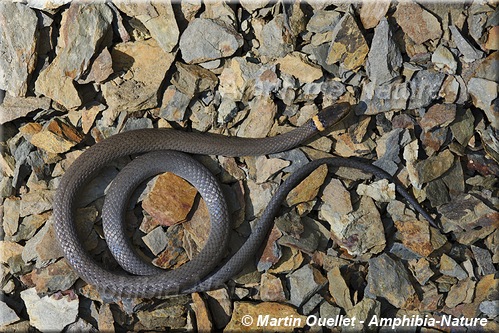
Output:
359 0 390 29
285 164 327 207
357 179 395 202
237 97 276 138
29 119 83 154
115 0 179 53
277 52 323 83
101 39 175 113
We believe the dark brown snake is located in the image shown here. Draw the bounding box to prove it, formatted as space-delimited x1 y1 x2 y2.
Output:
53 103 438 298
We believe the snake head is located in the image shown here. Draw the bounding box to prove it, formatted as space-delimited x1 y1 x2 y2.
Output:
313 102 351 131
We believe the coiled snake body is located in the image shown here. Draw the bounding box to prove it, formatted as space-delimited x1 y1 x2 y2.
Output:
53 103 437 298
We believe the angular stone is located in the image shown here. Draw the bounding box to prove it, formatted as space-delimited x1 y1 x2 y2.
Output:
327 266 353 310
29 119 83 154
159 86 191 122
359 1 390 29
438 193 498 244
20 288 78 333
366 253 418 309
19 189 54 217
345 298 381 332
285 164 327 206
191 293 212 332
115 0 179 53
471 245 496 275
326 12 368 70
237 96 276 138
179 18 242 64
172 63 218 97
320 178 353 226
278 52 323 83
135 304 187 331
366 18 402 85
77 47 113 84
467 78 498 129
259 273 286 302
142 226 168 256
257 226 282 272
473 51 499 82
0 96 51 126
0 301 19 327
288 264 327 307
330 196 386 256
445 278 475 308
407 70 446 109
420 104 457 130
360 80 410 114
258 15 293 59
250 156 289 184
484 26 499 50
440 254 468 280
23 258 78 294
432 45 458 74
101 39 175 113
449 25 484 62
408 258 434 285
394 2 442 44
408 149 454 188
307 10 341 33
357 179 395 203
0 2 38 97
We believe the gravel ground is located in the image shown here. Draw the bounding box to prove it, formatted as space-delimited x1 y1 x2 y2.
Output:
1 0 498 332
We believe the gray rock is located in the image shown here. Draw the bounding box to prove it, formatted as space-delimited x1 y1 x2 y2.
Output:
389 242 423 261
372 128 404 175
258 15 293 59
366 18 402 85
142 226 168 256
479 300 499 317
0 300 19 326
440 254 468 280
3 197 20 237
287 264 327 307
301 293 323 315
179 18 243 64
467 78 498 129
365 253 417 308
360 80 410 114
471 245 496 275
0 2 38 97
0 95 51 125
122 117 153 132
115 1 178 53
159 87 191 122
19 190 54 217
26 0 71 10
20 288 79 333
432 45 458 74
407 70 446 109
449 25 484 62
306 10 341 33
320 302 341 329
270 148 309 173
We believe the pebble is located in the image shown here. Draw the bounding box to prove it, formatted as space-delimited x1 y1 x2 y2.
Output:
365 253 417 309
20 288 78 333
142 226 168 256
179 18 243 64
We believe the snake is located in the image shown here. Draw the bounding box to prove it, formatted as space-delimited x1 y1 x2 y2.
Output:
53 102 438 298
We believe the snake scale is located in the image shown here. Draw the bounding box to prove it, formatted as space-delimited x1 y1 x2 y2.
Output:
53 102 438 298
